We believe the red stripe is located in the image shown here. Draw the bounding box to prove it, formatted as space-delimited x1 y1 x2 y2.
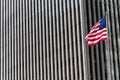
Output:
87 38 107 46
86 29 107 37
89 28 99 34
86 31 107 40
88 36 108 44
92 22 100 29
87 34 107 41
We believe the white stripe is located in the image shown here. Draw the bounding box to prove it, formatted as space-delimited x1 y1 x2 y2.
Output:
86 28 107 37
89 27 99 33
86 32 107 40
91 23 100 28
88 36 107 44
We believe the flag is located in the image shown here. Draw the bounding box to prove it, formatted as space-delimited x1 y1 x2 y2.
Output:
85 16 108 46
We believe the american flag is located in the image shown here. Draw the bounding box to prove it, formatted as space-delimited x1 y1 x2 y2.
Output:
85 16 108 46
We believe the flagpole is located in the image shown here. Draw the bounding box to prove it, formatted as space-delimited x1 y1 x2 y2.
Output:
105 11 111 80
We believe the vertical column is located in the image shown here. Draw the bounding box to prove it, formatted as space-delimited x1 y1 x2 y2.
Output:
109 0 116 80
75 0 82 80
71 1 78 80
17 0 20 79
23 0 27 80
26 0 30 79
80 0 88 80
6 0 9 79
42 0 47 80
0 0 3 79
48 0 54 80
20 0 23 79
3 1 6 80
92 0 101 80
14 0 17 79
55 0 62 80
28 0 33 79
8 0 12 80
31 0 36 80
35 0 39 79
38 0 43 80
59 0 65 80
100 1 106 80
63 0 69 80
113 0 119 80
67 0 74 80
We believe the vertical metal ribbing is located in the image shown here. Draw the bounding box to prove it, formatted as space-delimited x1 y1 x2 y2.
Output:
35 0 39 79
99 3 106 78
63 0 69 80
45 0 50 80
0 0 3 79
1 0 120 80
98 3 106 77
3 0 6 80
0 1 4 80
88 0 97 80
38 0 43 80
118 1 120 73
31 0 36 80
23 0 27 80
92 1 101 80
55 0 62 80
17 0 20 79
83 0 90 80
52 0 58 80
1 0 112 80
26 0 30 79
110 0 120 79
100 1 106 80
59 0 65 80
48 0 54 80
109 0 116 80
80 0 90 80
67 0 74 80
20 0 23 79
42 0 47 80
113 0 119 80
75 0 82 80
14 0 17 80
8 0 12 80
6 0 8 80
105 0 112 80
28 0 33 79
71 1 78 80
118 1 120 79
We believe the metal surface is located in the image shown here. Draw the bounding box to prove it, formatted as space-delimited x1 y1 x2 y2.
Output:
0 0 120 80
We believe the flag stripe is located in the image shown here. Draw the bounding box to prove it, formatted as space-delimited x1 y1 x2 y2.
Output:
86 33 107 40
85 16 107 46
87 37 107 46
87 31 107 38
89 28 99 33
86 28 107 38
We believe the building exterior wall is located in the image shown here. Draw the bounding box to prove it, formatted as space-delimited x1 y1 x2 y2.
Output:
0 0 120 80
84 0 120 80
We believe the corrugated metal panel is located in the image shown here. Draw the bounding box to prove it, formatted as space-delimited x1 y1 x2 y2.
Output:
0 0 87 80
84 0 120 80
0 0 120 80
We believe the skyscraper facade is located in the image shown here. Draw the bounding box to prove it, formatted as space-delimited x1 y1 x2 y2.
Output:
0 0 120 80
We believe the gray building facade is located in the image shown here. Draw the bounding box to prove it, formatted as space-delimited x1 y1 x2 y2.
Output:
0 0 120 80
